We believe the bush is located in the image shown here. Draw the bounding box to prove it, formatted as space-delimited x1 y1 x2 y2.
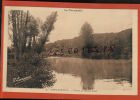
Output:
31 59 56 88
7 53 56 88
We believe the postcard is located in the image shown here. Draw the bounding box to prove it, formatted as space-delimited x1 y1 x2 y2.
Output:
1 1 140 99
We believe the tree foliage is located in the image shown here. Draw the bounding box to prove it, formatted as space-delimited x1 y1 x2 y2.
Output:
45 28 132 59
80 22 94 58
8 10 58 88
35 12 57 54
8 10 39 59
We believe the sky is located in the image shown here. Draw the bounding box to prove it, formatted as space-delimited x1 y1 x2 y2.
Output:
6 6 137 43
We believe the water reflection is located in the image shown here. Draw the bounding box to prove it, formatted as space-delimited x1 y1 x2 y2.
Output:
80 62 95 90
48 57 132 90
81 71 95 90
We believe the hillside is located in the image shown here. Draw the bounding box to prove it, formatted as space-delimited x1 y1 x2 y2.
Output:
45 28 132 59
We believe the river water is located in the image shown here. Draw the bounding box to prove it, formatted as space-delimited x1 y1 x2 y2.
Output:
46 57 132 94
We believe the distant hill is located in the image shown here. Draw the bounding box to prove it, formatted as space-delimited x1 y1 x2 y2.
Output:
45 28 132 59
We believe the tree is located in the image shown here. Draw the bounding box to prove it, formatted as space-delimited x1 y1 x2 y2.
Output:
30 11 58 88
35 11 58 54
112 35 123 59
8 10 39 60
8 10 58 88
79 22 94 58
26 16 39 50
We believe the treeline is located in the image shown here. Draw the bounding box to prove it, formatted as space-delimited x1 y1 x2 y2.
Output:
46 28 132 59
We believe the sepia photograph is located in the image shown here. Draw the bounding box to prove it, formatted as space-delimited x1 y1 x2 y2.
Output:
2 6 138 95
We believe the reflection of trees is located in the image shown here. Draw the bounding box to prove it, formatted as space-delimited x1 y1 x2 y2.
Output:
81 72 95 90
80 62 95 90
51 57 132 90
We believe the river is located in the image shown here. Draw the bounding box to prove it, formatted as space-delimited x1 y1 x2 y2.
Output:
46 57 132 93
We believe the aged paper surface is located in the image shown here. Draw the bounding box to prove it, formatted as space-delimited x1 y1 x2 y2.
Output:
2 6 138 95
